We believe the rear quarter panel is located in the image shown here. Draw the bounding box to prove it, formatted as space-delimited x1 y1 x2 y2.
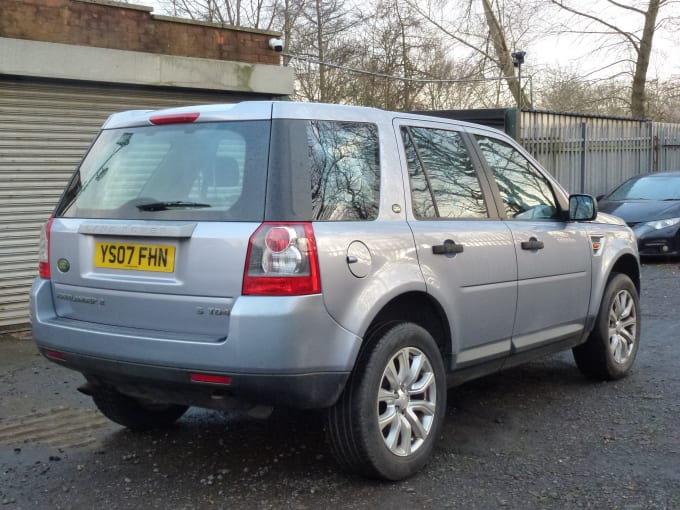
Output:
314 117 426 338
314 222 425 337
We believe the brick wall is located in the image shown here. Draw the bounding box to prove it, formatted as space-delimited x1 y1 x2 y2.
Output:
1 0 281 65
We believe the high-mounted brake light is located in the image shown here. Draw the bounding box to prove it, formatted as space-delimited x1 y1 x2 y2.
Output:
38 217 54 279
149 112 200 125
243 222 321 296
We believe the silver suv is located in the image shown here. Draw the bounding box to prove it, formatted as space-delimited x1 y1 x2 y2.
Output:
31 101 641 480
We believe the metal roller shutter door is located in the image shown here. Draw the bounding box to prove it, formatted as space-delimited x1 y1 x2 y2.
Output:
0 77 260 328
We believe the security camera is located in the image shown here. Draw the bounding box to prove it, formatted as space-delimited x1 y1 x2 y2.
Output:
269 38 283 52
511 50 526 67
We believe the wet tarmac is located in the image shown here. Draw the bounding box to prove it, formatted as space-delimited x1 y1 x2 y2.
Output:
1 262 679 509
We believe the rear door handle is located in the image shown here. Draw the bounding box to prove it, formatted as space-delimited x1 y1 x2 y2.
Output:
521 237 545 250
432 239 464 255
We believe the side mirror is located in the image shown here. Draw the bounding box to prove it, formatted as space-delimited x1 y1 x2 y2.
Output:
569 194 597 221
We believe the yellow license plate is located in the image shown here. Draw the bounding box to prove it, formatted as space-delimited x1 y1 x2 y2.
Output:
94 242 175 272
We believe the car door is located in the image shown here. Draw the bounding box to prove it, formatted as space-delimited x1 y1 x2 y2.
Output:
395 120 517 369
469 131 592 353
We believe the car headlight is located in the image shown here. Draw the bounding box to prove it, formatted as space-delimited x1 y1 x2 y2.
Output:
644 217 680 230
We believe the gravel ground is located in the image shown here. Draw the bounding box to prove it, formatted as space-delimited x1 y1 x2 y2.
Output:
0 262 678 509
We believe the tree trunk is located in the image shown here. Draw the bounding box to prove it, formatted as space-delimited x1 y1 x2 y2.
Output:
631 0 660 118
481 0 531 109
315 0 326 103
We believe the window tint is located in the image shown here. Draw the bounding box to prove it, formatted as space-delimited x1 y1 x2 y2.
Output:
58 121 270 221
401 126 487 219
476 136 559 220
309 121 380 221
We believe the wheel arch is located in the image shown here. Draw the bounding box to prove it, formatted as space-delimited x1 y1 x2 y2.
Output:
586 251 641 337
359 291 451 367
608 253 641 293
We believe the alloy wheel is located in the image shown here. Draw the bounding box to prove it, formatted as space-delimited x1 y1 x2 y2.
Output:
608 289 638 364
377 347 437 456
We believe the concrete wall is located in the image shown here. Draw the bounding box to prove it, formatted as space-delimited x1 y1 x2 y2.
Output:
1 0 281 66
0 37 294 94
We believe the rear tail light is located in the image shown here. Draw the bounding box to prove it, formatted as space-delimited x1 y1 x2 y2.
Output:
38 217 54 279
242 222 321 296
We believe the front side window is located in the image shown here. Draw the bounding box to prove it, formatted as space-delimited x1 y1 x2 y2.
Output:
308 121 380 221
58 121 270 221
401 126 488 219
475 136 559 220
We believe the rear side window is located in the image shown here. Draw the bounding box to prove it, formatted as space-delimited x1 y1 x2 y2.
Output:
401 126 488 219
308 121 380 221
57 121 270 221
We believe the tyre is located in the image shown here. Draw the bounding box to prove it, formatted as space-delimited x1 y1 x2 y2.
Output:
573 273 640 380
92 386 188 431
325 323 446 480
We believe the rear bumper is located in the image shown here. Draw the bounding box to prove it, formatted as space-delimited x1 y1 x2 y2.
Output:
41 348 348 409
30 278 360 409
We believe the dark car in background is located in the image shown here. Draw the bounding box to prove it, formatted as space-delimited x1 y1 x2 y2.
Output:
598 171 680 256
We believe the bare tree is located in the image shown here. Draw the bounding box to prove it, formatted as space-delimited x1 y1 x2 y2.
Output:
289 0 372 103
286 0 363 102
280 0 305 62
643 79 680 122
402 0 534 108
165 0 283 29
296 0 491 110
352 0 434 110
149 0 680 118
548 0 667 118
536 70 631 115
154 0 541 111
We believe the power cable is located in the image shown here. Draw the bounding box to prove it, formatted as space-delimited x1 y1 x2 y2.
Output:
282 51 524 85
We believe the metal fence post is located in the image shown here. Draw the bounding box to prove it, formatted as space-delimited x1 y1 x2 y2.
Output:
580 122 587 193
648 121 655 173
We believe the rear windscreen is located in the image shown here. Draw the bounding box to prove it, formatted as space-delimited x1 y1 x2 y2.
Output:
56 121 270 221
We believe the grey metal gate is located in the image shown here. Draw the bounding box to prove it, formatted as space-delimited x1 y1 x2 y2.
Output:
520 111 654 197
0 77 254 328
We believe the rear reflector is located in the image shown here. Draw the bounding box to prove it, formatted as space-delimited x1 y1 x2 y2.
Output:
265 226 294 253
44 349 65 360
150 112 200 125
190 373 232 385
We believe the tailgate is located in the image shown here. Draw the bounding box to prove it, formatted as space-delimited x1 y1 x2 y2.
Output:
49 219 258 339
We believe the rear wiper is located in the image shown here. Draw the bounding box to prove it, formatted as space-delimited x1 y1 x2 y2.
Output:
136 201 211 211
